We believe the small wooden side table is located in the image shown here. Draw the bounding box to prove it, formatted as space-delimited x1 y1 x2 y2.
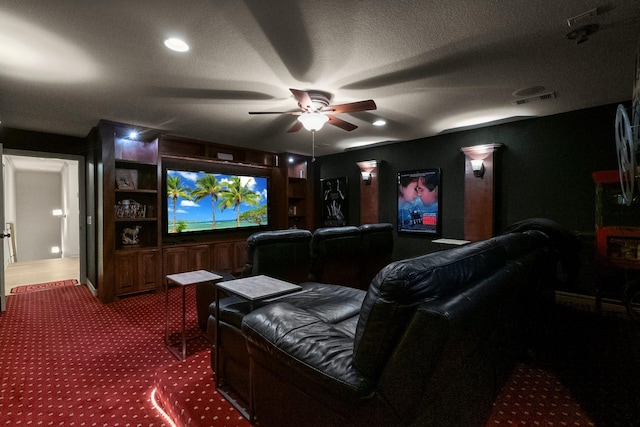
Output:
165 270 223 361
215 275 301 422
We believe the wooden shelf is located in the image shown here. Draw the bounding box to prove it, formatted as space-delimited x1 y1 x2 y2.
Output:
116 189 157 194
115 158 157 167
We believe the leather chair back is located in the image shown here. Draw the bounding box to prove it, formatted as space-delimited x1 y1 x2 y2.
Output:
243 229 313 284
359 223 394 288
352 231 548 379
309 226 362 288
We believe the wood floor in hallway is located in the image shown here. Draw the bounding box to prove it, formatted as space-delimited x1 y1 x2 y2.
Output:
4 257 79 295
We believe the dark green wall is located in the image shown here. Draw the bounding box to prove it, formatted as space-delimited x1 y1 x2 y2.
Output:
315 103 622 260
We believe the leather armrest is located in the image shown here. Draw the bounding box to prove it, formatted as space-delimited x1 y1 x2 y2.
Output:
242 302 373 396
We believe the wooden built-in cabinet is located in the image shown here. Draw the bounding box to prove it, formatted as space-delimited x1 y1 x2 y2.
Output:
162 240 247 277
95 120 313 303
114 248 162 295
160 135 276 166
96 120 162 303
234 241 248 273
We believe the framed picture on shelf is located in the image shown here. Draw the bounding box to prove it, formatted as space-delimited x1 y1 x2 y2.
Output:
321 177 348 226
115 169 138 190
397 168 441 235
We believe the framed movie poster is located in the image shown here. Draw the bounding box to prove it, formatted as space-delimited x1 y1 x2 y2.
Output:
397 168 441 235
321 177 348 226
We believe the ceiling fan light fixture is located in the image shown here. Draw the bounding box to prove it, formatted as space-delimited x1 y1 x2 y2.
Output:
298 113 329 131
372 119 386 126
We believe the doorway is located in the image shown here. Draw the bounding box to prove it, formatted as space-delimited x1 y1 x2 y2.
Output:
2 151 86 297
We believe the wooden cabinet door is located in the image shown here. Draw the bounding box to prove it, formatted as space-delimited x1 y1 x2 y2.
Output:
213 242 234 274
114 252 137 294
234 240 247 275
188 244 212 271
163 246 188 276
138 248 161 291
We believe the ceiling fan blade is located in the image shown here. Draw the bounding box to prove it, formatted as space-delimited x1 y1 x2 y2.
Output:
325 99 377 114
290 88 316 112
287 120 303 133
327 115 357 131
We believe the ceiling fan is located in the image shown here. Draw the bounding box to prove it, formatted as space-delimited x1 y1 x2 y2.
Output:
249 88 377 132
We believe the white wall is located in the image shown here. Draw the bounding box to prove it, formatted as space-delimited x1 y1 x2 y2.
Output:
2 158 17 266
61 162 80 257
15 171 62 261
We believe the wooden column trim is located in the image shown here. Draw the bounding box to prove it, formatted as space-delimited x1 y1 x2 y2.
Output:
357 160 379 225
460 144 503 242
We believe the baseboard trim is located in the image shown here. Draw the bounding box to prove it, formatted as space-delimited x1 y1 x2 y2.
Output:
85 278 98 296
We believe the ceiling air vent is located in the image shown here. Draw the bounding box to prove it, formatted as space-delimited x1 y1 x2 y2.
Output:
512 91 556 106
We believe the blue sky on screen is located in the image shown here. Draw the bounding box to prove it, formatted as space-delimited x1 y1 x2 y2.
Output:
168 170 268 222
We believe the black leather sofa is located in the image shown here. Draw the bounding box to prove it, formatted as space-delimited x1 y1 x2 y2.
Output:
201 224 394 407
241 227 569 426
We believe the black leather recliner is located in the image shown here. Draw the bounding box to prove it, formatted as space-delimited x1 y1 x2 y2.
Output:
242 229 563 427
198 229 313 336
242 229 314 283
308 224 394 290
358 223 394 289
309 225 363 288
205 228 313 405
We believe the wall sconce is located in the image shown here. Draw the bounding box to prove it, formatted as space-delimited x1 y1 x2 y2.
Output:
470 159 485 178
357 160 378 185
52 209 65 218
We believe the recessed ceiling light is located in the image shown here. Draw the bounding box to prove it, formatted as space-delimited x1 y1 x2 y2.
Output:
164 37 190 52
372 120 386 126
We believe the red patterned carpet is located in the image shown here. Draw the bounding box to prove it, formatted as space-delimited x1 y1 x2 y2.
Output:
0 284 246 426
154 349 249 427
1 284 636 426
488 365 595 426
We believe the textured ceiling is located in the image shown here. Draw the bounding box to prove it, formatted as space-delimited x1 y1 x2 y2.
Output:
1 1 639 157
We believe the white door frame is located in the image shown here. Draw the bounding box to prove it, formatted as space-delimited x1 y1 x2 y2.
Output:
1 144 5 311
1 149 87 304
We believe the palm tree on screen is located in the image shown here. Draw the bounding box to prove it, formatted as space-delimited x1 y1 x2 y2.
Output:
240 205 268 226
218 176 262 227
191 174 222 229
167 175 191 232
